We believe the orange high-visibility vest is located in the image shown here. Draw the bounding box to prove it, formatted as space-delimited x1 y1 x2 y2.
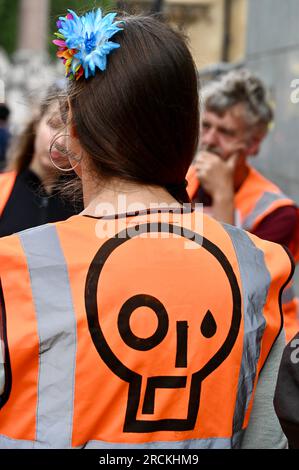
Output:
234 167 299 261
187 165 299 341
0 171 17 217
0 209 293 448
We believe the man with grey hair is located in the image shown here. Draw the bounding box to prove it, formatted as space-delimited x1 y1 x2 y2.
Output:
188 68 298 255
187 68 299 449
189 69 298 239
187 68 299 338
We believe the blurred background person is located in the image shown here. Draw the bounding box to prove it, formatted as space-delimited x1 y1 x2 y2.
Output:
0 88 83 237
0 103 11 172
187 69 299 341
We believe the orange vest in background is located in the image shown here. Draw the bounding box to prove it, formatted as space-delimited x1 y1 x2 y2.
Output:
187 164 299 341
234 166 299 262
186 165 199 202
235 167 299 341
0 171 17 217
0 210 293 448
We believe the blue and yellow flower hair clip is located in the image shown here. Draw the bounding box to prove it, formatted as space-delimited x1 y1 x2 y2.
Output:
53 8 123 80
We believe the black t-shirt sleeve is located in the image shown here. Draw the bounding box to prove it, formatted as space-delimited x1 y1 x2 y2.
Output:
274 332 299 448
0 170 84 237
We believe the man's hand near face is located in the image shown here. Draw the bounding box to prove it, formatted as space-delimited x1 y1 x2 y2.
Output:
194 150 240 224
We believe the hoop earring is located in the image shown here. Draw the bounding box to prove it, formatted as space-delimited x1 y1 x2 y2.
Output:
49 134 83 172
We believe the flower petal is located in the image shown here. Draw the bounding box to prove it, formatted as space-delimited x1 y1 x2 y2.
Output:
53 39 66 47
54 7 122 80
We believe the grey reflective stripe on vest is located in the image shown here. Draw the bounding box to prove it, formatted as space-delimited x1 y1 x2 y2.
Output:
223 225 271 444
242 191 289 231
0 430 245 449
281 283 296 304
19 225 77 449
83 431 246 449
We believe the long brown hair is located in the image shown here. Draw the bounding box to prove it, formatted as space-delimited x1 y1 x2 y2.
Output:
7 86 62 174
67 14 199 203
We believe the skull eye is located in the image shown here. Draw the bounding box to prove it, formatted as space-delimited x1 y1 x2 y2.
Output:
201 310 217 338
118 294 169 350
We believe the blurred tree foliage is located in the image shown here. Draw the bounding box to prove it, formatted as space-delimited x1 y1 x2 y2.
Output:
0 0 19 55
49 0 114 58
0 0 114 57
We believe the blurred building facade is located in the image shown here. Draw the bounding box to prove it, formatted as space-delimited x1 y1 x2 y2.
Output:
1 0 249 132
119 0 247 68
246 0 299 205
0 0 62 133
246 0 299 290
18 0 49 53
169 0 247 68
